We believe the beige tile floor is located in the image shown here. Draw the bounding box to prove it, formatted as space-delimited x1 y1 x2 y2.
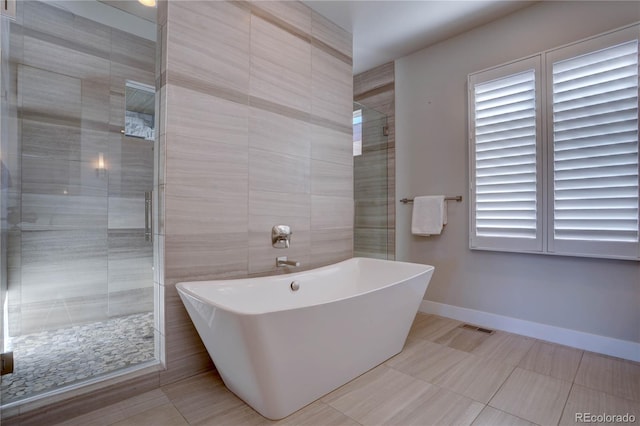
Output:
55 314 640 426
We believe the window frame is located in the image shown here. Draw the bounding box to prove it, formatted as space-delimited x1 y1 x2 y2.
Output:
468 23 640 261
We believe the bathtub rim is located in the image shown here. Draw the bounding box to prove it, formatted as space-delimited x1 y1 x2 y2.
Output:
176 257 434 316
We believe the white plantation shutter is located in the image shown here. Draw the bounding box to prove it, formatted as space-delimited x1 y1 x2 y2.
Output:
469 57 542 251
475 71 537 238
548 32 640 259
469 25 640 259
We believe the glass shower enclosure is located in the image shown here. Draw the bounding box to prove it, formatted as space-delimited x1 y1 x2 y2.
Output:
0 0 158 407
353 102 391 260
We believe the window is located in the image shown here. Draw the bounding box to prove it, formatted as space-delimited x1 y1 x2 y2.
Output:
353 109 362 156
469 25 640 260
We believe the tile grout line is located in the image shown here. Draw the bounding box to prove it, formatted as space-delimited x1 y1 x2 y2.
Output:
485 361 519 410
482 405 543 426
557 380 576 426
327 401 364 426
467 403 487 426
571 352 640 404
571 350 586 384
451 328 535 409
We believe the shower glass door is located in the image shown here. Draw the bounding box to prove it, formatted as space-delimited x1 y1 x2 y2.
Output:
0 6 11 409
353 103 390 259
0 0 157 406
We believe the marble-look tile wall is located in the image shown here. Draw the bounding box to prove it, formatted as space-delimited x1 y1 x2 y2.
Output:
157 0 353 383
354 63 396 260
7 1 155 335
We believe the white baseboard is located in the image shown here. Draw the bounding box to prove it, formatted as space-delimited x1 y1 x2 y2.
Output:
420 300 640 362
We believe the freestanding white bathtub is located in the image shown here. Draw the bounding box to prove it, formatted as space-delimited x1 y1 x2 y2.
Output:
176 257 434 420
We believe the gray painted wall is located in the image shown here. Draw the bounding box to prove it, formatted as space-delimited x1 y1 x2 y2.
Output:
395 1 640 343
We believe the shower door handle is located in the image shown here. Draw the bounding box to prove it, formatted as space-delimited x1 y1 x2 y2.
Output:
145 191 153 242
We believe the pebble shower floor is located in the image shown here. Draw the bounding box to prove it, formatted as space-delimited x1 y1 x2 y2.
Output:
0 312 155 404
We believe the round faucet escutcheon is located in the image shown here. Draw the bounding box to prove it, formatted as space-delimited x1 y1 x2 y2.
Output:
290 281 300 291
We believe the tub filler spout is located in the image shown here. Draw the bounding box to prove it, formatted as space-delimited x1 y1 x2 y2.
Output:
276 256 300 267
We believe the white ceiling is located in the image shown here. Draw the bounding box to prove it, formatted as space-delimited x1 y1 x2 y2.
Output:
303 0 538 74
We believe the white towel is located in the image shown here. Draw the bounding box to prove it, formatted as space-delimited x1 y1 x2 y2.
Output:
411 195 447 236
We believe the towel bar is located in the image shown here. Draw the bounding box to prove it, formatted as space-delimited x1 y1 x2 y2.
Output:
400 196 462 204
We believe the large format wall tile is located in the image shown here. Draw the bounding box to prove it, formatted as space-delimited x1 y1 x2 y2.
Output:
166 1 250 94
160 0 352 385
19 65 81 120
249 107 311 158
18 300 76 334
311 11 352 59
164 186 248 237
22 1 111 55
21 119 83 162
312 195 353 229
354 150 388 198
250 1 312 35
248 191 311 273
165 84 249 142
249 148 310 194
164 233 249 284
22 193 107 231
354 62 394 96
164 124 249 236
65 294 110 325
110 61 155 96
249 189 311 218
7 231 22 336
111 28 156 73
21 156 107 196
108 230 153 293
165 133 248 193
312 46 353 128
354 228 388 259
109 92 126 129
108 288 154 317
310 227 354 267
249 228 310 274
108 135 154 198
311 159 353 198
311 124 352 166
361 115 388 150
108 196 145 229
354 198 388 229
80 128 110 165
23 35 111 81
81 79 111 128
250 15 311 113
21 230 108 304
22 0 77 40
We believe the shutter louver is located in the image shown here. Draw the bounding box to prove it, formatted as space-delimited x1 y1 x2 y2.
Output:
474 70 538 238
553 40 639 243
